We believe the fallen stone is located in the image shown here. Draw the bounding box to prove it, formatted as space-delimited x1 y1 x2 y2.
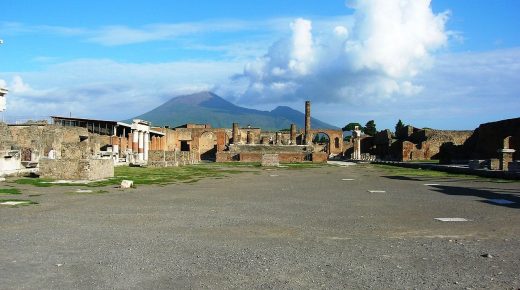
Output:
120 180 134 189
76 189 93 193
1 201 30 206
481 253 493 258
434 218 470 222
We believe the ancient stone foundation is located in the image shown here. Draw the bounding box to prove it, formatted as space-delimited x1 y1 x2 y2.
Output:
147 150 198 167
39 158 114 180
261 154 280 167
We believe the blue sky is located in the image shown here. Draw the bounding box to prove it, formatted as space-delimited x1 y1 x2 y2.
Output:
0 0 519 130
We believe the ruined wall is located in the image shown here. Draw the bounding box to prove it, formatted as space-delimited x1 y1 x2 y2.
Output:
4 124 107 161
39 158 114 180
147 150 198 167
228 144 311 153
471 118 520 160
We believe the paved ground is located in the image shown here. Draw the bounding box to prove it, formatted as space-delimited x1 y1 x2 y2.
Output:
1 164 520 289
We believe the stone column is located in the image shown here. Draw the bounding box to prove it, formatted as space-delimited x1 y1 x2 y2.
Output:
290 124 297 145
352 126 362 160
499 136 515 171
232 123 239 145
113 144 119 159
275 132 282 145
144 132 150 161
246 131 253 144
304 101 311 145
138 131 144 161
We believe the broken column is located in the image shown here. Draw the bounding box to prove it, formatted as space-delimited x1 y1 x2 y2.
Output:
498 136 515 171
290 124 297 145
246 131 253 144
304 101 311 145
232 123 239 145
275 132 282 145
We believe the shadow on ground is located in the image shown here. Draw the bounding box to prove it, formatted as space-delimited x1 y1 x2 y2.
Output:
430 185 520 209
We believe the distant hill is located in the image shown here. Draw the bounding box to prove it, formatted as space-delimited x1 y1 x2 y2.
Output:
130 91 338 130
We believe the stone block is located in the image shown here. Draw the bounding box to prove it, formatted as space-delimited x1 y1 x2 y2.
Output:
120 180 134 188
489 158 500 170
312 152 328 163
39 158 114 180
261 154 279 167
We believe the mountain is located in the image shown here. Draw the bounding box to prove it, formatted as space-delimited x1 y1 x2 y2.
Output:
130 91 338 130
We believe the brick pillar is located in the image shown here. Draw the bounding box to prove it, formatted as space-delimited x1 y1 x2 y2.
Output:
132 130 138 153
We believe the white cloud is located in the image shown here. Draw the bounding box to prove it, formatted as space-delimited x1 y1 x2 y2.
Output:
237 0 449 105
0 59 243 121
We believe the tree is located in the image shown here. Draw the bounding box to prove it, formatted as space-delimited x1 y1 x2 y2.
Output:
364 120 377 136
342 122 363 132
319 135 329 143
395 119 405 139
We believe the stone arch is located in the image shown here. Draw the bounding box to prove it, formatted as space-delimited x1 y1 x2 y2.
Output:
312 132 331 154
199 131 217 160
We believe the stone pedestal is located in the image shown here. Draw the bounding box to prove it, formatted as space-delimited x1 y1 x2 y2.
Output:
261 154 279 167
498 148 515 171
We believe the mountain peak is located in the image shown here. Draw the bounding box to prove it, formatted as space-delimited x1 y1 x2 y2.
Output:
167 91 219 106
131 91 338 130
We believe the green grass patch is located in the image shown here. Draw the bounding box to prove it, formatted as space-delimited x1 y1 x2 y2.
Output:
14 178 55 187
12 161 330 188
0 188 21 195
373 164 516 183
373 164 477 178
0 198 38 207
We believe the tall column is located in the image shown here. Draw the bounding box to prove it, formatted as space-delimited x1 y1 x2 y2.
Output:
138 131 144 161
232 123 239 145
144 132 150 161
304 101 311 145
290 124 296 145
132 130 138 153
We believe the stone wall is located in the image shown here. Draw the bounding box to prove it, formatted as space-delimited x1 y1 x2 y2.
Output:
39 158 114 180
147 150 198 167
471 117 520 160
228 144 311 153
216 152 240 162
311 152 328 163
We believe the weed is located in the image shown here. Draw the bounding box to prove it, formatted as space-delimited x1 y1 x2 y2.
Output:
0 188 21 195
